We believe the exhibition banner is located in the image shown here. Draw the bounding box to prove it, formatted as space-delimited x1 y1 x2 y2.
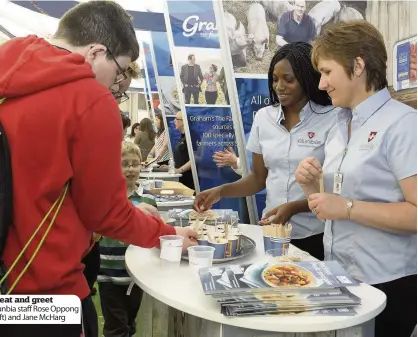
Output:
393 36 417 91
143 42 158 93
165 0 245 219
149 31 181 155
235 77 270 219
186 106 241 212
167 0 220 49
151 31 175 77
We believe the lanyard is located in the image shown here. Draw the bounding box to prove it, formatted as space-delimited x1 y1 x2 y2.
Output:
333 99 390 194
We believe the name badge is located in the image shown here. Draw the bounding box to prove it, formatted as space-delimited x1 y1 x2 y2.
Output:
333 173 343 195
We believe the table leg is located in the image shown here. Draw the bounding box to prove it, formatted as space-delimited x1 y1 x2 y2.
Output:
138 293 375 337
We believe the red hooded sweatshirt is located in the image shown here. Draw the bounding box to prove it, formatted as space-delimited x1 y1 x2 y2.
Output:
0 36 176 299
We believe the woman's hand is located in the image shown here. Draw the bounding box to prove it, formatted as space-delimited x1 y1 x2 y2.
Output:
259 202 297 225
213 147 238 169
308 193 348 220
295 157 322 186
194 186 222 212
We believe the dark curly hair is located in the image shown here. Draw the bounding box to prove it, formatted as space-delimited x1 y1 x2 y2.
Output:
268 42 331 108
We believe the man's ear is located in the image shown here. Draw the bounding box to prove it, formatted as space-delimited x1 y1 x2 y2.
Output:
85 44 107 64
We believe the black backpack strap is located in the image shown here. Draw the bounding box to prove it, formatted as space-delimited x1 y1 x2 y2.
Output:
0 120 13 295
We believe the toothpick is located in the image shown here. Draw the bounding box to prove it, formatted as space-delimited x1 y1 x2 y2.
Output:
319 173 325 193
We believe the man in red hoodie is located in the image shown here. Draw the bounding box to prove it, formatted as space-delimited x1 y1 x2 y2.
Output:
0 2 197 337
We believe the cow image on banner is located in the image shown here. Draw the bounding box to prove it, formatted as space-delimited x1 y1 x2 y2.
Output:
222 0 366 74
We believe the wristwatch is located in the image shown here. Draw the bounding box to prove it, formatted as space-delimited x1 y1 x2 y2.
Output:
346 199 354 219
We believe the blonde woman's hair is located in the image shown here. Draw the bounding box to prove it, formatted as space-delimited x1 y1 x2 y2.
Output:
121 141 142 161
126 62 141 80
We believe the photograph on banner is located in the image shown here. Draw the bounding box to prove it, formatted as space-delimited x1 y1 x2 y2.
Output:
393 36 417 91
159 76 181 116
186 106 245 216
175 46 228 106
223 0 366 74
166 0 220 49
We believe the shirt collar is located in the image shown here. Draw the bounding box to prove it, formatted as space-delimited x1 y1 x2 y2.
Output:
275 101 318 124
337 88 391 125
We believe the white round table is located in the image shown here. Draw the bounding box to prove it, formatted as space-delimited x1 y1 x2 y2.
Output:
126 225 386 337
140 171 182 181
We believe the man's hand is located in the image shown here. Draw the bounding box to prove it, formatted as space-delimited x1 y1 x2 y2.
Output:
136 203 160 218
175 226 198 253
213 147 239 169
259 203 296 225
194 187 222 212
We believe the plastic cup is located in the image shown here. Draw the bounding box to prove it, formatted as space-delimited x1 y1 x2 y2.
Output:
141 180 152 190
154 179 164 188
187 246 215 270
159 235 184 268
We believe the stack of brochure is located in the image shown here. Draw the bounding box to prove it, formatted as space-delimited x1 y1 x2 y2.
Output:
198 261 361 317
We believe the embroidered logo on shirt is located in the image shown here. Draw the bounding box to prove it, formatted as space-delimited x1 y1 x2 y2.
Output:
368 131 377 142
297 132 321 147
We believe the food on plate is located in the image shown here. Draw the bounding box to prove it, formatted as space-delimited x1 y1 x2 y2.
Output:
262 264 314 287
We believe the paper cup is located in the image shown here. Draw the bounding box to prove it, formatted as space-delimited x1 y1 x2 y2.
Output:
263 236 273 252
270 237 291 255
225 235 239 258
208 239 227 259
159 235 184 267
197 235 209 246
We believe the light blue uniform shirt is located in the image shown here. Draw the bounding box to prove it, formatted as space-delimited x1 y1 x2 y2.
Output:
322 88 417 284
247 102 338 239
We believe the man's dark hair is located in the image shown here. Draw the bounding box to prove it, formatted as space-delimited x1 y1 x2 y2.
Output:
188 54 195 61
54 1 139 60
120 113 131 130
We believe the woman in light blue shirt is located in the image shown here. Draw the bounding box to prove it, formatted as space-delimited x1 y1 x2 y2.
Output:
296 21 416 337
194 42 337 260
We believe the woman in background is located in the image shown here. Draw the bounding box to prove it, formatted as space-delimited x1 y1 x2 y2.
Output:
126 122 139 143
134 118 156 160
148 111 170 165
204 64 219 104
